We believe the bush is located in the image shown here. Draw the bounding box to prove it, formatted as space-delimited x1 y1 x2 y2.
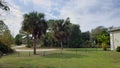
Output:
0 42 14 54
102 43 107 51
15 34 22 45
116 46 120 52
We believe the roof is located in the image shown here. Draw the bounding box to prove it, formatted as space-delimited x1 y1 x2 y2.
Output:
109 27 120 32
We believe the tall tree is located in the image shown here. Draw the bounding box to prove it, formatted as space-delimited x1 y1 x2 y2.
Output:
52 18 71 53
21 12 48 55
0 20 13 54
68 24 82 48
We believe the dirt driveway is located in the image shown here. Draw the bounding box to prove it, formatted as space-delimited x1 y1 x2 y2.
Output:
12 45 57 52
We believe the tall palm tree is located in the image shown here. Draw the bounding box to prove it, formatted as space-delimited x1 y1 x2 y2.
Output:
52 18 71 54
21 12 48 55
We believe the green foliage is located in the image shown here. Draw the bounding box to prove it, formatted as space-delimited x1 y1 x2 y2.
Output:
0 21 14 54
15 34 22 45
0 21 14 46
0 41 13 54
116 46 120 52
81 31 91 47
98 30 109 51
50 18 72 49
102 43 107 51
68 24 82 48
91 26 110 49
21 12 48 54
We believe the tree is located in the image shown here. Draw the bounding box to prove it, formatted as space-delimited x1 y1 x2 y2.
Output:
81 31 91 48
52 18 71 54
91 26 109 47
21 12 48 55
0 20 14 54
19 30 32 48
15 34 22 45
68 24 82 48
98 30 110 51
91 26 108 45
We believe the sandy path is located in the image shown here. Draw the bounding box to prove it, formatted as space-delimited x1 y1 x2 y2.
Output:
12 45 57 52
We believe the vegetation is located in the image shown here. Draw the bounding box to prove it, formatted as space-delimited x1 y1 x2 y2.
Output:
21 12 48 54
15 34 22 45
0 48 120 68
68 24 82 48
116 46 120 52
51 18 71 54
98 30 110 51
0 21 14 54
91 26 110 49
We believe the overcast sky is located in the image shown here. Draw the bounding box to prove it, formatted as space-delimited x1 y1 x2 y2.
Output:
1 0 120 36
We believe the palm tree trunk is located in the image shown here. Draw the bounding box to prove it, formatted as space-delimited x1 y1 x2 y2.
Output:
27 34 30 47
33 37 37 55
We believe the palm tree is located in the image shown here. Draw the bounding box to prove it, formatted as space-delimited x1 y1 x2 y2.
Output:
52 18 71 54
21 12 48 55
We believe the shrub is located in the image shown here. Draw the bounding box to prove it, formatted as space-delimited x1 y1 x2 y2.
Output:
15 34 22 45
0 42 14 54
102 43 107 51
116 46 120 52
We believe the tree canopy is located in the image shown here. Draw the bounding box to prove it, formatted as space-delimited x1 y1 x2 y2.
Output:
21 11 48 54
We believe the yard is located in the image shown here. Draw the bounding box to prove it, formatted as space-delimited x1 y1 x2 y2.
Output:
0 48 120 68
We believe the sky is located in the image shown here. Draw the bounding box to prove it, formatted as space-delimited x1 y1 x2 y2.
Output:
1 0 120 36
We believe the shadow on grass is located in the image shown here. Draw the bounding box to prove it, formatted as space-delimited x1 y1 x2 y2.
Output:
44 52 88 59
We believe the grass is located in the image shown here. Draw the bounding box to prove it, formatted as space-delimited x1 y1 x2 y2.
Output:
0 48 120 68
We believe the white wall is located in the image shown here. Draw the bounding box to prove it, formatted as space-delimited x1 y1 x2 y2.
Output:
110 31 120 50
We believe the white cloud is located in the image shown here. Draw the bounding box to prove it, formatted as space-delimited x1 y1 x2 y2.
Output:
4 0 23 36
59 0 120 32
2 0 120 37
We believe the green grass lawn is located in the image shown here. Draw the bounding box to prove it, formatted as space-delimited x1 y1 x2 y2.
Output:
0 48 120 68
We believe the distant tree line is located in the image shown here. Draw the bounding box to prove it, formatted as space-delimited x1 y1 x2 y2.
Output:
16 11 110 53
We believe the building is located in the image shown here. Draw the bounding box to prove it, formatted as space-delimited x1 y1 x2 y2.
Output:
109 27 120 50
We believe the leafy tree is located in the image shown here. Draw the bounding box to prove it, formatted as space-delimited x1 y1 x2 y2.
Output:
21 12 48 55
91 26 108 45
98 30 110 51
15 34 22 45
81 31 91 47
68 24 82 48
0 20 14 54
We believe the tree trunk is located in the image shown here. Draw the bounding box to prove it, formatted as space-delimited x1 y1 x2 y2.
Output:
33 37 37 55
61 41 63 54
27 34 30 47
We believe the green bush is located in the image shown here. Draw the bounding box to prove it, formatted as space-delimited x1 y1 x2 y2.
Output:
116 46 120 52
102 43 107 51
15 34 22 45
0 42 14 54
